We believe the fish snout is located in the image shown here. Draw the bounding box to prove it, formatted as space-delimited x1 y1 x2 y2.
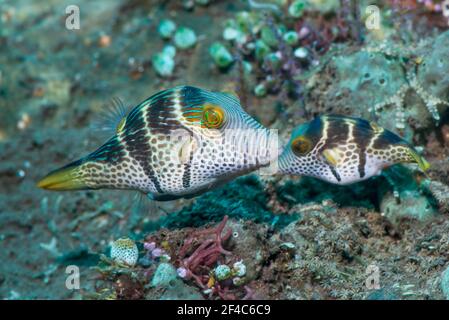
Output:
37 160 89 191
390 144 430 172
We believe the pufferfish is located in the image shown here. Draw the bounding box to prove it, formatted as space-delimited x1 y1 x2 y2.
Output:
278 115 429 185
37 86 278 200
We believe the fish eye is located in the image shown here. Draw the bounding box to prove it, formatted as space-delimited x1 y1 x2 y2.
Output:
202 104 225 129
291 136 312 156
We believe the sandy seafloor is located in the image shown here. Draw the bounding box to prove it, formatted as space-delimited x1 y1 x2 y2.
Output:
1 0 449 300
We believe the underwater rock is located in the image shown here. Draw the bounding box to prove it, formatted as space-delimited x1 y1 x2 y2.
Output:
151 262 178 287
142 259 203 300
425 180 449 213
283 31 299 46
380 190 439 225
294 47 308 59
255 40 271 62
157 19 177 39
162 45 176 58
260 26 279 49
174 27 197 49
224 219 269 282
267 207 368 299
416 31 449 109
279 242 296 251
300 31 449 135
288 0 306 18
209 42 234 69
326 51 406 120
254 83 267 97
159 279 204 300
152 46 176 77
110 238 139 267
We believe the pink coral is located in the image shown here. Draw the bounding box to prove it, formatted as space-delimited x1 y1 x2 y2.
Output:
177 215 232 289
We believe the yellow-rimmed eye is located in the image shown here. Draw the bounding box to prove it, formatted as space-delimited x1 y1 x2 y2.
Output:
202 104 225 129
291 136 312 156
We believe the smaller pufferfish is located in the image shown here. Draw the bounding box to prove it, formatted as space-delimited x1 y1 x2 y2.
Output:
278 115 430 185
37 86 277 201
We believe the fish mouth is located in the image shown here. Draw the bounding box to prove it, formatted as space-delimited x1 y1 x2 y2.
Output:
37 163 88 191
407 148 430 172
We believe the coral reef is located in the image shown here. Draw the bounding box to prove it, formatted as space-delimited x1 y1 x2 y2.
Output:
425 180 449 213
293 29 449 139
89 200 449 299
175 215 233 290
87 216 258 300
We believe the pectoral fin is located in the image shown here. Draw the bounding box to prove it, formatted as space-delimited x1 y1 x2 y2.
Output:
178 135 199 164
321 148 341 167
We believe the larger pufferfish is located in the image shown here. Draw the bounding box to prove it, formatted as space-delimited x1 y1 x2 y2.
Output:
37 86 278 200
278 115 429 185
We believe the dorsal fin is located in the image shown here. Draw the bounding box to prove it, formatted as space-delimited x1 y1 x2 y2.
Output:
91 97 132 138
